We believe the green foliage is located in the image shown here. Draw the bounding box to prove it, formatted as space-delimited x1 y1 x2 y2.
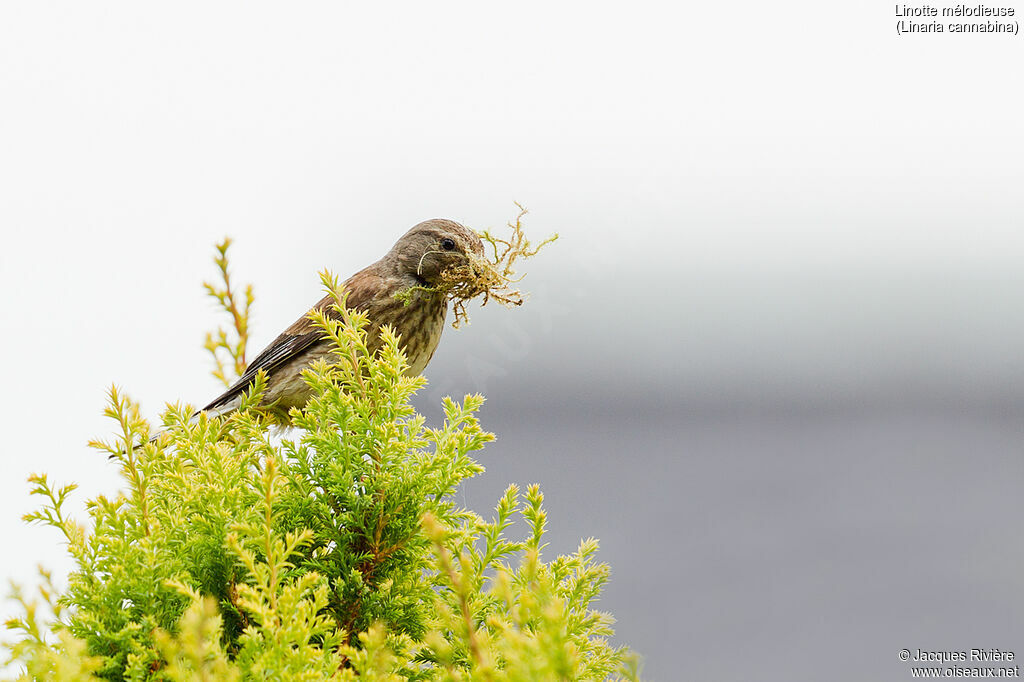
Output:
3 246 639 681
202 238 253 388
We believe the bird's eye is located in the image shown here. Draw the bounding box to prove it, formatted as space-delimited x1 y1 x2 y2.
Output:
440 238 456 251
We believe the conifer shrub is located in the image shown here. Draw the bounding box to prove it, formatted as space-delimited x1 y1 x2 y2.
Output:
3 243 640 681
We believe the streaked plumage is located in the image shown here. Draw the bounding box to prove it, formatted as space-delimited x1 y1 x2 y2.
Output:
201 218 484 418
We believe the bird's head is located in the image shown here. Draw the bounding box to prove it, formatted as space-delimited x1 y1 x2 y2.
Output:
386 207 556 327
389 218 486 287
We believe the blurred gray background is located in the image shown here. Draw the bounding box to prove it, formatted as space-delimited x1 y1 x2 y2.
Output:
2 2 1022 680
419 267 1024 680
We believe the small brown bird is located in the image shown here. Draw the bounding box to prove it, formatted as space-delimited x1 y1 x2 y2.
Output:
201 218 484 419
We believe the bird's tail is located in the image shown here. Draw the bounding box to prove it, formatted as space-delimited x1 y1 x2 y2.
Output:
107 396 246 460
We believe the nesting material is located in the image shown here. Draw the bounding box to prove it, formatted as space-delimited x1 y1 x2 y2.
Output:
399 204 557 328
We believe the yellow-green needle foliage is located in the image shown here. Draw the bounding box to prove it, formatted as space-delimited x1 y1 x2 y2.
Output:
3 244 639 682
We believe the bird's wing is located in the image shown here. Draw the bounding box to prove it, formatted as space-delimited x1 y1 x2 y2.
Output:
200 297 329 413
201 268 385 413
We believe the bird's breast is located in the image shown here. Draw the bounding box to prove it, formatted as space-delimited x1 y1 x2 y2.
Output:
386 292 447 376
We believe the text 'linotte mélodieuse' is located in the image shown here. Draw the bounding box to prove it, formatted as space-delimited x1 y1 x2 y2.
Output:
896 3 1019 34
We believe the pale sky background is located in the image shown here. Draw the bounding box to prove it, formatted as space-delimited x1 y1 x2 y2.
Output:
1 3 1023 680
